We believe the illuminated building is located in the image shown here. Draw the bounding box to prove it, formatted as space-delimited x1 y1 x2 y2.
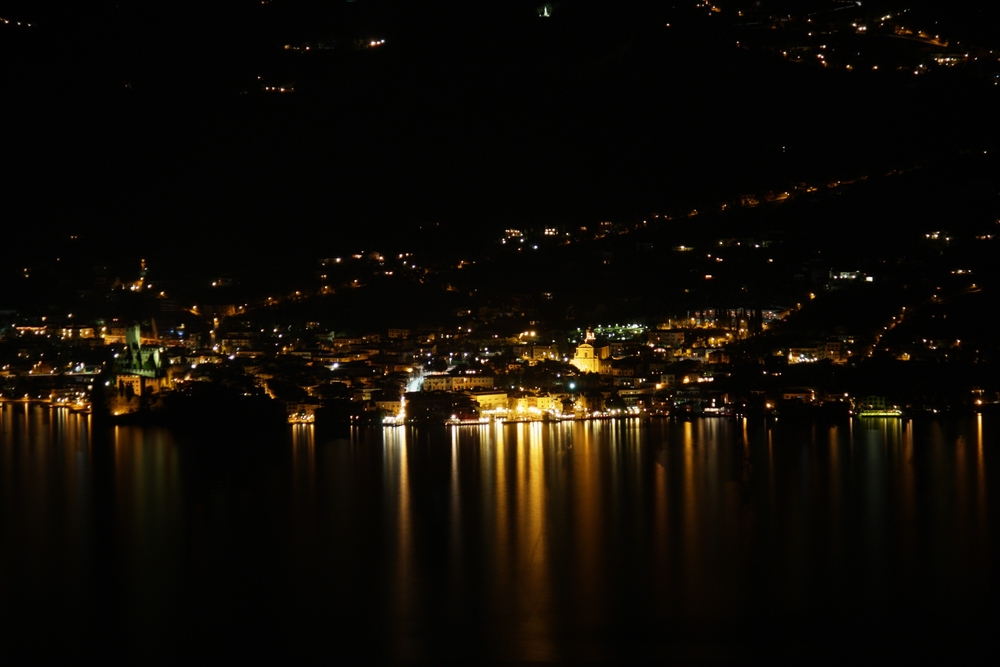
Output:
570 343 600 374
115 323 170 394
422 373 495 392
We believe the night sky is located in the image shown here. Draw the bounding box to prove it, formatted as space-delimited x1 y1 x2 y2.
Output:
2 1 997 272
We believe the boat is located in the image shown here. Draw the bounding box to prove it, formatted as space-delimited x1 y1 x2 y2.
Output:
857 408 902 418
855 396 901 417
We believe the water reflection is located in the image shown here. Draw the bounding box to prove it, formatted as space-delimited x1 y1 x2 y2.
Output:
1 408 997 660
110 424 183 653
976 416 989 575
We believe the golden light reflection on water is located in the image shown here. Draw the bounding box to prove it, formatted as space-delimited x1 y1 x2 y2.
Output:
0 405 93 580
681 420 702 609
111 423 183 640
976 415 987 567
899 420 916 572
381 424 415 654
450 426 462 569
653 423 670 615
7 405 999 661
956 423 969 550
494 425 510 606
354 419 986 660
113 425 180 518
291 424 316 495
447 419 748 645
514 423 552 660
573 421 601 653
828 424 840 507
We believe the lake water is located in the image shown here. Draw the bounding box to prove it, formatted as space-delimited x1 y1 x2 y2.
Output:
1 404 996 661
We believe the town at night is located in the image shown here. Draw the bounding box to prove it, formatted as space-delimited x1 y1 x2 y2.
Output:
1 0 998 661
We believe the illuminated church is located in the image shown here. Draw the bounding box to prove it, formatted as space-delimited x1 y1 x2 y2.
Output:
570 329 600 374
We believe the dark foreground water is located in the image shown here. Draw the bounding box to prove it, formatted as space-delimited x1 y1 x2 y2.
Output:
1 404 997 661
